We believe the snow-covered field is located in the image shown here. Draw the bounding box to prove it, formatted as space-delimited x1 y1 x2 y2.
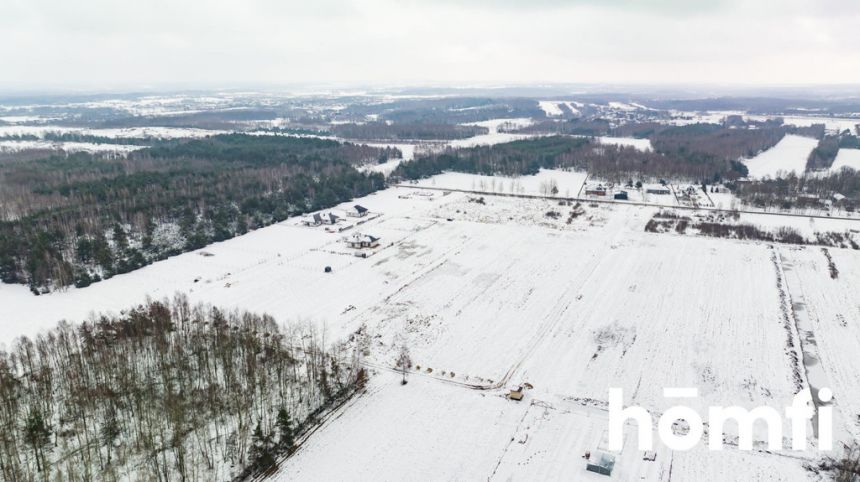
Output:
743 134 819 179
831 148 860 173
597 136 653 151
0 125 228 140
4 174 860 481
448 117 535 149
746 114 860 135
538 100 564 116
0 139 145 154
411 169 588 197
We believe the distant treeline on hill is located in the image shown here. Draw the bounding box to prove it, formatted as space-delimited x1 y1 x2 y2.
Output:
392 134 750 183
0 294 366 481
0 134 388 292
515 117 826 165
331 122 488 141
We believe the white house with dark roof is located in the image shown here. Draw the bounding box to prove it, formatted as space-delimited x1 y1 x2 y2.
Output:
303 213 324 226
348 204 369 217
347 232 380 249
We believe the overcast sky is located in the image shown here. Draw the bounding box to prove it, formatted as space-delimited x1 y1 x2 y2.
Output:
1 0 859 90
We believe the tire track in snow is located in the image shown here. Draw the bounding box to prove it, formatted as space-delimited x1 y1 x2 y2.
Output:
769 245 807 393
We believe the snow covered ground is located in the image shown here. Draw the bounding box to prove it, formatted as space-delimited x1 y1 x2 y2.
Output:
357 143 419 177
597 136 653 151
3 173 860 481
411 169 588 197
538 100 564 116
0 125 228 140
608 101 641 112
743 134 819 179
746 115 860 135
831 148 860 173
0 139 146 154
448 118 535 149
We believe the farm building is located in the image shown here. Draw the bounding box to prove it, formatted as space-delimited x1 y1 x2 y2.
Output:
324 212 340 225
347 233 380 249
614 190 628 200
303 213 324 226
348 204 369 217
646 187 671 195
585 185 607 196
585 451 616 476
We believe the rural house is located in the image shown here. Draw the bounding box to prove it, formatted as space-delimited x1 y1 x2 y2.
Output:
646 186 671 195
348 204 369 217
585 185 607 196
347 233 380 249
303 213 324 226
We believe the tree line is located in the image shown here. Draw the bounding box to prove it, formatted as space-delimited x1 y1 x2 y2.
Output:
807 133 860 171
392 135 750 184
733 169 860 211
0 135 387 292
0 294 366 481
330 122 487 141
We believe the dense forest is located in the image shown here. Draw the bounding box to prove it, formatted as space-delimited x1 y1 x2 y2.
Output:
0 135 388 292
648 123 788 163
513 118 826 168
393 135 750 184
0 294 366 481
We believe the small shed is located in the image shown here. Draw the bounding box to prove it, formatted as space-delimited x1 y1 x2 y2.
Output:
585 451 616 476
508 386 525 401
614 190 628 200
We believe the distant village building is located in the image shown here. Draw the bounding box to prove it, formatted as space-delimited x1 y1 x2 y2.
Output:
797 193 824 207
613 190 628 200
585 185 607 196
646 186 671 195
347 233 380 249
348 205 369 217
